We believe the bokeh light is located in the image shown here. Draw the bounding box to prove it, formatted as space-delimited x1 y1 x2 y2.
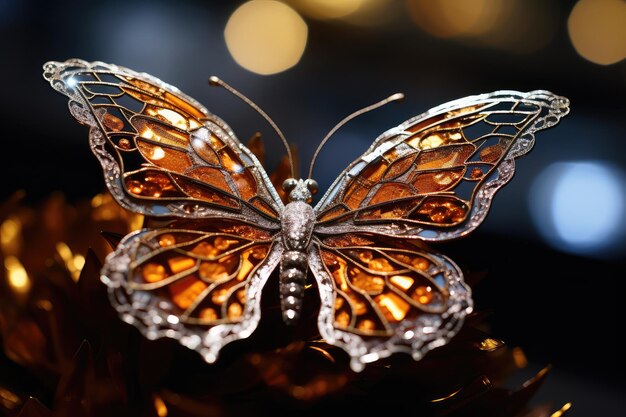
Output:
406 0 557 53
225 1 308 75
406 0 504 38
291 0 366 19
530 162 626 257
568 0 626 65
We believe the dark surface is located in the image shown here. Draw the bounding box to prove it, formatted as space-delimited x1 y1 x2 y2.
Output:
1 0 625 415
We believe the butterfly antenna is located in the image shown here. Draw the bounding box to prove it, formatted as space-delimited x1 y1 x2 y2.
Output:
209 76 295 178
307 93 404 179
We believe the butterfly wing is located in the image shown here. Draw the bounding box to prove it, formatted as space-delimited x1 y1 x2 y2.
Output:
308 234 470 371
315 90 570 240
43 59 283 228
43 59 287 359
312 90 569 370
103 220 282 362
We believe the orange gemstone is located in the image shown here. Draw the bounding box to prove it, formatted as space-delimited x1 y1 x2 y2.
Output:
142 182 162 197
213 237 230 250
250 246 268 260
227 302 243 319
375 292 410 322
358 250 373 263
103 112 124 131
211 288 229 304
389 275 414 290
369 257 394 272
118 138 131 149
126 180 143 195
167 256 195 274
335 311 350 327
199 262 228 282
470 167 484 179
429 207 449 223
236 289 246 304
158 234 176 247
351 273 385 294
412 257 429 270
414 286 434 305
142 263 167 283
334 297 344 310
192 241 218 257
169 279 207 310
357 319 376 331
199 307 218 321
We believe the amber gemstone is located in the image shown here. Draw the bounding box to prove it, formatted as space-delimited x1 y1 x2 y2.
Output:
375 292 410 321
250 246 268 260
167 256 195 274
389 275 414 290
470 167 484 179
199 262 228 282
414 286 434 305
412 257 429 270
335 311 350 327
126 180 143 195
236 289 246 304
142 263 167 283
169 278 207 310
211 288 229 304
192 241 218 257
351 273 385 294
369 257 394 272
102 112 124 131
334 297 344 310
420 133 445 149
227 302 243 319
199 308 218 321
357 319 376 331
213 237 230 250
118 138 131 149
158 234 176 247
358 250 373 263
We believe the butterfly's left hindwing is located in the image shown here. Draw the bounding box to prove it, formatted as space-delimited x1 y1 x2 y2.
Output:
308 235 470 371
103 221 282 362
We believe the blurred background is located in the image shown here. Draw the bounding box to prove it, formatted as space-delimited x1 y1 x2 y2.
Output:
1 0 625 415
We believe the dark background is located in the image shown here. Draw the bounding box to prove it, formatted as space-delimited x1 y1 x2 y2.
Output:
1 0 625 415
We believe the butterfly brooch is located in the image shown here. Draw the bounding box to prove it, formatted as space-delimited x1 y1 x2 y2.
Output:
43 59 569 371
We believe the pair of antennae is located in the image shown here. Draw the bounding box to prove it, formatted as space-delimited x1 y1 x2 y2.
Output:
209 76 404 180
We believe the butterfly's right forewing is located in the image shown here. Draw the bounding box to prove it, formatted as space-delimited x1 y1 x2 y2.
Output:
43 59 283 229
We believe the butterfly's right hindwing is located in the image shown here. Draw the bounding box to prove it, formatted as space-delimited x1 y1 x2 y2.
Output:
43 59 283 229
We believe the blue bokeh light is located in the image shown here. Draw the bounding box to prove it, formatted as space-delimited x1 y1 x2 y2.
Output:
530 161 626 256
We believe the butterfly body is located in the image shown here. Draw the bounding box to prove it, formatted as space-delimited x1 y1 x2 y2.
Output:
44 59 569 371
279 193 316 323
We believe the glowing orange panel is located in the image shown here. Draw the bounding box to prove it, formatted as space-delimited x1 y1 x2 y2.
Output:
414 144 474 170
168 277 208 310
411 167 465 194
186 167 233 194
137 141 192 172
383 153 417 180
368 183 415 205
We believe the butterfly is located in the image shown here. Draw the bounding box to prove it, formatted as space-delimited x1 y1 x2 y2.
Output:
43 59 569 372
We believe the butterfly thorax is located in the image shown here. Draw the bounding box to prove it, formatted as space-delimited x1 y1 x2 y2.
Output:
278 179 317 324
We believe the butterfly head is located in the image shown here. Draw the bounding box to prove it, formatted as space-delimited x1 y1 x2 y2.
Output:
282 178 318 204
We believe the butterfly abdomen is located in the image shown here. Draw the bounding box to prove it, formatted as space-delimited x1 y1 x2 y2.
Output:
279 201 315 325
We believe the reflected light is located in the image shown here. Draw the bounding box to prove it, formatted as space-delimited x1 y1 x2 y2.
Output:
292 0 366 19
530 162 626 256
225 1 308 75
568 0 626 65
